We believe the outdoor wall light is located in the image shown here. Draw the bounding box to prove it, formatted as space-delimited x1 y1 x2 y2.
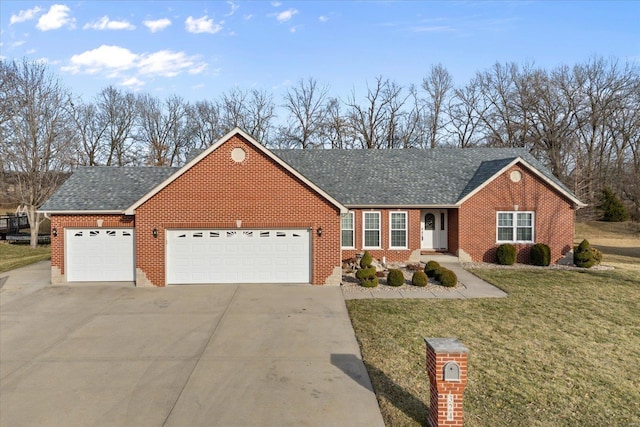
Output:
317 227 323 237
52 228 58 237
152 228 158 238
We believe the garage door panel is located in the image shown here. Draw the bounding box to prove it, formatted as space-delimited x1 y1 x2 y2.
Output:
166 229 310 284
66 229 135 282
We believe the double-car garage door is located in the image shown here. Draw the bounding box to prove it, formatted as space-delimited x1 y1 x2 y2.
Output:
166 229 310 284
65 228 310 284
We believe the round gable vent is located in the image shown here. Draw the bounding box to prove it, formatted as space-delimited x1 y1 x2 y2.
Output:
510 170 522 183
231 147 246 163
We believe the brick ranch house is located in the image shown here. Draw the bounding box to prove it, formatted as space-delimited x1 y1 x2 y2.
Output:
40 128 585 287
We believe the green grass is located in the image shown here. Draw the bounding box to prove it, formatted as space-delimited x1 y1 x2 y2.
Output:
0 242 51 273
347 268 640 426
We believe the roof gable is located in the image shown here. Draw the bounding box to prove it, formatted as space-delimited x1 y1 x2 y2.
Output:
124 128 347 214
274 147 583 207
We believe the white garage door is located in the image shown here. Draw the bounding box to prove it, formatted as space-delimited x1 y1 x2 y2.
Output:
65 228 135 282
166 229 310 284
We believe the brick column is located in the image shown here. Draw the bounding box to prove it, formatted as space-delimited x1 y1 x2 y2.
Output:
424 338 469 427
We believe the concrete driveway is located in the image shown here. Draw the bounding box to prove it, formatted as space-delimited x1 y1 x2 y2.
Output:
0 262 385 427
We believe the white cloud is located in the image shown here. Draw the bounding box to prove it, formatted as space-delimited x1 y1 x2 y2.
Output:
10 40 26 48
62 45 207 85
271 2 282 7
83 16 135 31
410 26 453 33
318 16 328 23
121 77 144 88
143 18 172 32
289 25 301 33
276 9 298 23
226 1 239 17
36 4 75 31
138 50 206 77
63 45 138 74
10 6 42 25
244 14 254 20
185 15 223 34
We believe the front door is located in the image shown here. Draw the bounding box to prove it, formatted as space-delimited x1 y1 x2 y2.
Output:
421 210 448 250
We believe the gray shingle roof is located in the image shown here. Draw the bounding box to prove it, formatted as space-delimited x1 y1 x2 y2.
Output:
273 148 572 206
40 166 178 211
40 148 576 211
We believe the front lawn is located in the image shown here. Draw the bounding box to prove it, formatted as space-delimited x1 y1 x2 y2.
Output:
347 267 640 426
0 242 51 273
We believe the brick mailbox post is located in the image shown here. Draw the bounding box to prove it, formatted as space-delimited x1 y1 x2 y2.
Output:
424 338 469 427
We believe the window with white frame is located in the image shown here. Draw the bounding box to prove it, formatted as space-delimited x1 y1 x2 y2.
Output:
341 212 354 248
497 211 534 242
389 212 407 248
363 212 381 248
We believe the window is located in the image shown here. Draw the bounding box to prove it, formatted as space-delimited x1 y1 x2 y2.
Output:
363 212 381 248
497 211 534 243
341 212 354 248
389 212 407 248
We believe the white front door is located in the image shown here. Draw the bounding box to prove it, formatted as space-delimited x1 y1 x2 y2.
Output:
166 229 310 284
421 210 448 250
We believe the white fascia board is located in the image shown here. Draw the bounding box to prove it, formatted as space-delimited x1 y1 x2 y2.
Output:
125 128 348 215
345 204 459 209
37 210 125 215
455 157 587 208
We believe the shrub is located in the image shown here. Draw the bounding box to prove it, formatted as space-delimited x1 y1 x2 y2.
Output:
530 243 551 266
433 266 447 281
387 269 405 287
360 276 379 288
574 239 602 268
424 260 440 277
412 271 428 287
439 270 458 287
356 266 376 280
360 251 373 269
496 243 517 265
598 187 629 222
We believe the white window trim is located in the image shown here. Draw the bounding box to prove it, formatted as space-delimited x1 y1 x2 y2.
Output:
363 211 381 249
341 211 355 249
496 211 535 243
389 211 408 249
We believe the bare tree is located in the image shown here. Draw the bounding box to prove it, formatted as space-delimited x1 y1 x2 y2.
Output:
346 76 409 149
321 97 354 149
281 78 330 148
422 64 453 148
0 59 74 247
447 79 485 148
186 100 224 149
97 86 138 166
219 87 275 144
136 94 190 166
69 100 107 166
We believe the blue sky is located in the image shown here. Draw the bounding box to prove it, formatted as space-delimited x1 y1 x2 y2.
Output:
1 1 638 102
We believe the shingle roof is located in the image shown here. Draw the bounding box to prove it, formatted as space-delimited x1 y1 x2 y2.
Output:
40 166 178 211
40 147 577 212
273 148 572 206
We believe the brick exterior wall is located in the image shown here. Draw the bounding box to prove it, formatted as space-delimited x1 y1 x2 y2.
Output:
49 214 135 276
341 208 422 263
134 134 341 286
457 164 575 264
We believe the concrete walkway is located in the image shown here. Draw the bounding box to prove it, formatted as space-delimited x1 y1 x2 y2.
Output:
343 254 508 300
0 263 385 427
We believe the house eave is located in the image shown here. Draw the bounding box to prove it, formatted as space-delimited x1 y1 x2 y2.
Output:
344 204 459 209
37 209 127 215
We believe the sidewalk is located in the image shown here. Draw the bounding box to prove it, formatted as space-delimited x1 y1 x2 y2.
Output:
342 254 508 300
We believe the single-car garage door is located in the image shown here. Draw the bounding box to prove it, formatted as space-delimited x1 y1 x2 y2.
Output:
166 229 310 284
65 228 135 282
